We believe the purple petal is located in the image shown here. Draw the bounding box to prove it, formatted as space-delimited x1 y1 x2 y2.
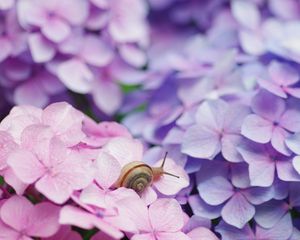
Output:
57 59 93 94
42 18 71 43
182 125 221 159
258 78 287 98
195 100 228 130
216 221 255 240
28 33 55 63
14 80 48 107
251 90 286 122
271 127 291 156
286 134 300 154
254 200 288 228
188 195 222 220
241 114 273 143
269 61 299 86
276 159 300 182
221 193 255 229
231 0 260 29
289 183 300 207
91 79 122 115
198 176 234 206
280 109 300 132
0 37 12 62
256 213 293 240
119 44 147 67
231 163 250 188
80 36 114 67
221 134 244 163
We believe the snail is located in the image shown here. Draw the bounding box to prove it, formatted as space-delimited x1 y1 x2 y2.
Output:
114 152 179 194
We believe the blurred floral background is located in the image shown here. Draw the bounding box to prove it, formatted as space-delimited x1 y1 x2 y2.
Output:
1 0 300 239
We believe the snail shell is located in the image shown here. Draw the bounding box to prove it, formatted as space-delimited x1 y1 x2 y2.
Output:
115 161 164 194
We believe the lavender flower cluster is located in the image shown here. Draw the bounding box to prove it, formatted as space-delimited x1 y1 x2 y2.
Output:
1 0 300 239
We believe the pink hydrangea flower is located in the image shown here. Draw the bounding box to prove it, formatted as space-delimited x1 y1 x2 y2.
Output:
118 197 190 240
7 133 94 204
0 196 60 239
103 136 189 202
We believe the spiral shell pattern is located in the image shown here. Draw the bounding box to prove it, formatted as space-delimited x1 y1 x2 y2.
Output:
120 163 153 194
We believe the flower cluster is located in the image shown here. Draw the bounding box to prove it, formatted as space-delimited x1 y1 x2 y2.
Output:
2 0 300 239
121 0 300 239
0 102 216 239
0 0 148 115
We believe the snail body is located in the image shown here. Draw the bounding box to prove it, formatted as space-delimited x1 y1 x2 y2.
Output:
115 153 179 194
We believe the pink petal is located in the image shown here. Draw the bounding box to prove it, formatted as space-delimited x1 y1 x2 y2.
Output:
92 231 122 240
3 168 28 195
44 226 81 240
0 196 33 231
20 124 53 161
42 18 71 42
198 176 234 206
269 61 299 86
116 193 151 232
80 184 107 209
26 202 60 237
7 149 46 184
59 205 95 229
132 233 155 240
182 125 221 159
187 227 218 240
28 33 55 63
0 131 17 170
241 114 273 143
149 198 184 232
35 174 73 204
221 193 255 229
80 36 114 67
42 102 85 146
0 219 20 240
95 151 122 189
140 186 157 205
0 105 42 143
156 232 190 240
103 137 143 167
57 59 93 94
153 158 189 196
